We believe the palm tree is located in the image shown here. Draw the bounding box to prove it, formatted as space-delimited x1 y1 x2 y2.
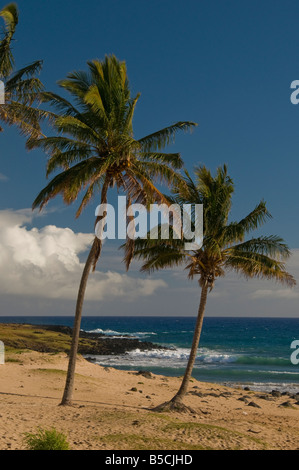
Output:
0 3 47 137
131 165 296 412
29 54 197 405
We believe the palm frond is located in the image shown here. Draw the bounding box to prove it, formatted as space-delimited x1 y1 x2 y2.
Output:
127 165 295 292
58 70 92 102
6 60 43 86
138 121 197 152
226 235 291 259
0 101 50 137
138 151 183 169
224 251 296 287
132 238 186 273
38 91 80 116
0 3 18 78
32 158 102 210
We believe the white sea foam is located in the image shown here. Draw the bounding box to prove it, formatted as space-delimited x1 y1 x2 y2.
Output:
227 382 299 394
86 347 238 369
86 328 157 339
266 370 299 375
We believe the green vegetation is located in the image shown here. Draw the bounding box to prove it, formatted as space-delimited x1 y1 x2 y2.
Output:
93 420 268 450
97 433 207 450
23 428 70 451
162 421 267 449
29 53 197 406
0 323 98 356
132 165 296 412
0 3 49 137
86 409 268 450
33 368 67 375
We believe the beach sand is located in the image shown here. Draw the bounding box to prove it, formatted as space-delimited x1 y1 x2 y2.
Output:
0 351 298 450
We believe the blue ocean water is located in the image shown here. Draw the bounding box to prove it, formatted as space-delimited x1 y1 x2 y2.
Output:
1 316 299 392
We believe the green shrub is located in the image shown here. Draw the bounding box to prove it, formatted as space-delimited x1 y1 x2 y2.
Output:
23 428 70 450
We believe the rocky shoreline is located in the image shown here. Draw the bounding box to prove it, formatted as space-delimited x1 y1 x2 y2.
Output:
41 324 169 356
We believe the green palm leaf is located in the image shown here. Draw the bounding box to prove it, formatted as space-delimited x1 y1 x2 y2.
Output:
130 165 296 289
138 122 197 152
0 3 46 137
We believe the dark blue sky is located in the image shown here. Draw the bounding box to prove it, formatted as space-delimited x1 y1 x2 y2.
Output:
1 0 299 245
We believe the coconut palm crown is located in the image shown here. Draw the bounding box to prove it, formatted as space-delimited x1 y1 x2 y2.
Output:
0 3 47 137
131 165 296 412
30 54 197 405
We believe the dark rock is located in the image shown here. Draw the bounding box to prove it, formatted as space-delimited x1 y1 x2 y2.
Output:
136 370 152 379
86 357 96 362
280 401 293 408
244 387 251 391
258 395 274 401
40 324 169 356
271 390 282 398
188 391 204 398
247 401 261 408
41 325 73 336
238 397 249 403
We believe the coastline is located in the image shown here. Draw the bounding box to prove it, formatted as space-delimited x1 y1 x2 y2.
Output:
0 323 299 449
0 320 298 396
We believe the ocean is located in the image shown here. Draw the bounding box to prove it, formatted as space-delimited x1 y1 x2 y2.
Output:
1 316 299 393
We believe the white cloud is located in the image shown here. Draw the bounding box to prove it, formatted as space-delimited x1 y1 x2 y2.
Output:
0 209 166 301
250 288 299 300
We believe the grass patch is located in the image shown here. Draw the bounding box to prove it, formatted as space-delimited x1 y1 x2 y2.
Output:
0 324 72 353
0 323 100 355
31 368 89 380
23 428 70 450
88 410 267 450
33 368 67 375
97 433 207 450
5 357 22 363
162 421 268 450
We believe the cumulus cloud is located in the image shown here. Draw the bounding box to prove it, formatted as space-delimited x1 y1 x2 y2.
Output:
250 288 299 300
0 209 166 301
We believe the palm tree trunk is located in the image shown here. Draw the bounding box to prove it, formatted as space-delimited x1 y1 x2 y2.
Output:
60 238 100 405
172 281 209 403
60 178 109 406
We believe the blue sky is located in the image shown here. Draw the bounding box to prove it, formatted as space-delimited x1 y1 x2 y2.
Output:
0 0 299 317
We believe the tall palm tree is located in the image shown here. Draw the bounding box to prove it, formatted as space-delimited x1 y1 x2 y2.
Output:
29 54 197 405
0 3 47 137
131 165 296 412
